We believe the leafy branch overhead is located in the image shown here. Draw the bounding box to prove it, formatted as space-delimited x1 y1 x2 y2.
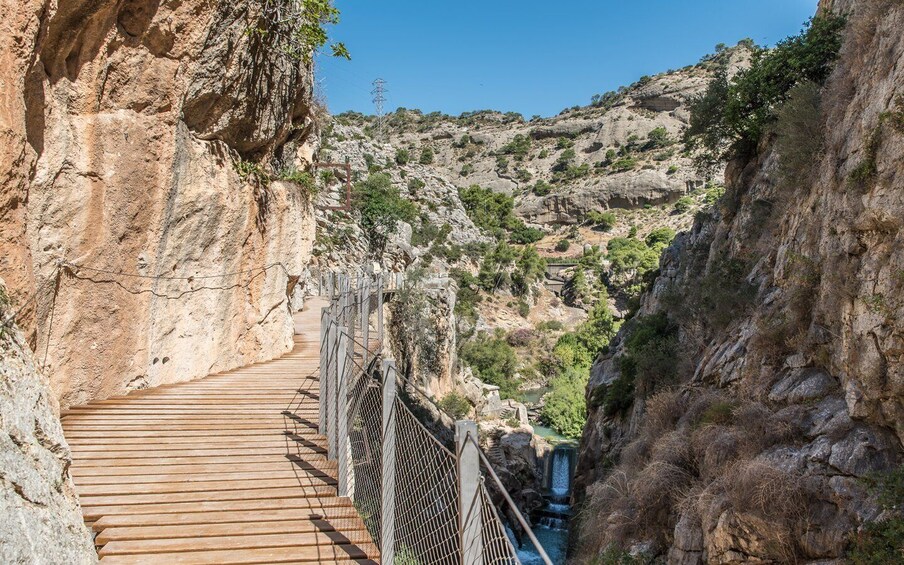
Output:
254 0 350 63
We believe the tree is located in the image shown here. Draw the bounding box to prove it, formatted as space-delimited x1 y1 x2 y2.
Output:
353 173 417 254
685 14 846 168
541 367 588 438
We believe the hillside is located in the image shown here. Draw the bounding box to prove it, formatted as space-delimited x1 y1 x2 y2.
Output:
338 44 750 227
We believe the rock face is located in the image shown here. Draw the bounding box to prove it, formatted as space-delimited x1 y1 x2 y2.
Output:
0 280 96 564
573 1 904 562
310 122 487 279
0 0 317 408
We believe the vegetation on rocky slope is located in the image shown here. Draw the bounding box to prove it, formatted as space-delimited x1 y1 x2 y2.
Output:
574 3 904 562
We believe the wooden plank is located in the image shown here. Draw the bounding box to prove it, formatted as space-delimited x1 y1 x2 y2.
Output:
81 495 354 520
92 505 360 529
96 519 370 544
98 546 377 564
76 477 338 496
98 531 377 556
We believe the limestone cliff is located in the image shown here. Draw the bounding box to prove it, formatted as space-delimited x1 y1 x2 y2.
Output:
0 280 96 564
573 1 904 562
338 47 750 226
0 0 317 409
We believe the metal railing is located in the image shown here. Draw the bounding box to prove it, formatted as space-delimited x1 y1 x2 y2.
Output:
314 270 553 565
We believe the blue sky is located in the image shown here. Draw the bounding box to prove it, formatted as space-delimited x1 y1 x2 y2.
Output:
317 0 819 118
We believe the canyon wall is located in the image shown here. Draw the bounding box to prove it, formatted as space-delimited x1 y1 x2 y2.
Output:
574 0 904 562
0 280 96 563
0 0 317 409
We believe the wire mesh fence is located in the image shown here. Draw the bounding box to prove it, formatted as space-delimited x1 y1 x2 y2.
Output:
394 397 463 564
347 368 383 543
319 271 550 565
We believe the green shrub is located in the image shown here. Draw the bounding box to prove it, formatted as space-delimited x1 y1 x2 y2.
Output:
277 169 318 199
585 210 617 231
610 157 637 172
537 319 564 332
667 164 680 175
407 177 426 193
644 227 676 250
604 313 678 416
685 14 846 167
541 367 588 438
458 187 544 245
460 333 520 399
353 173 417 253
674 196 694 213
704 183 725 205
517 300 531 318
496 155 509 173
533 180 553 196
512 246 547 297
538 149 550 159
607 237 661 287
556 137 574 150
500 134 531 158
644 126 672 150
555 239 571 252
419 147 435 164
849 466 904 565
460 163 474 176
395 148 411 165
438 392 472 420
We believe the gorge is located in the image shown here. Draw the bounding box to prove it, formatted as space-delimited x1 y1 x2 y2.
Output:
1 0 903 563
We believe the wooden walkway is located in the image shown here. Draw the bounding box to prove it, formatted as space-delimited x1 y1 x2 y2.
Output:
62 298 379 564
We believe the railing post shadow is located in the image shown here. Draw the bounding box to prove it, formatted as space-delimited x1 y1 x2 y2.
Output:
456 420 483 564
319 307 329 437
337 328 352 498
380 359 397 563
326 302 338 459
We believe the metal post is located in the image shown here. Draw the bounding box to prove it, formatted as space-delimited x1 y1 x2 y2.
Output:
326 308 338 459
362 275 371 366
377 274 384 346
380 359 397 562
337 329 351 497
456 421 483 564
319 308 329 434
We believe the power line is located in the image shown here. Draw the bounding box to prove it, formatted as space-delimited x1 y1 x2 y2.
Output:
371 78 388 140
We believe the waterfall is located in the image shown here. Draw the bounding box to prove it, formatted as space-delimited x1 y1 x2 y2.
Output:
549 449 570 497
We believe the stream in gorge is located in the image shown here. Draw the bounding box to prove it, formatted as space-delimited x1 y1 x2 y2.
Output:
510 444 574 564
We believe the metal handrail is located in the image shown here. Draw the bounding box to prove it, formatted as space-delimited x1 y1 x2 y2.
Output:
315 269 554 564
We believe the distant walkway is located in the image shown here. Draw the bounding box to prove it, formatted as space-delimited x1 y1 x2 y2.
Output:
62 297 379 564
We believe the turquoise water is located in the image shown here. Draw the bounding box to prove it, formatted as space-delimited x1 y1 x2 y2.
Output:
514 524 568 564
532 424 574 445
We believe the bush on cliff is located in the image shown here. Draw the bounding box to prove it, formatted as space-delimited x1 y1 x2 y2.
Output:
685 14 846 167
353 173 417 253
458 185 543 244
460 333 521 399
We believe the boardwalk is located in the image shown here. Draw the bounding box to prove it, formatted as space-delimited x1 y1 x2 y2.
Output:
62 298 380 564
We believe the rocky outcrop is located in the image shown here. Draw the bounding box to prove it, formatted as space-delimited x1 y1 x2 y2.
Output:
573 1 904 562
0 0 317 408
516 170 693 225
0 280 96 564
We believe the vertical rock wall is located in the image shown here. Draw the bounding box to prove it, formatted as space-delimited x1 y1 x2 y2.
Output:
0 279 96 563
573 0 904 562
1 0 317 408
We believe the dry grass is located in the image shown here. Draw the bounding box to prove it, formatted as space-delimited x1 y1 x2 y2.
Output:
576 389 809 562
